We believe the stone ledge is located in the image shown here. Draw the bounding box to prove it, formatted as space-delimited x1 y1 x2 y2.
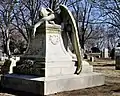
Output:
1 72 104 95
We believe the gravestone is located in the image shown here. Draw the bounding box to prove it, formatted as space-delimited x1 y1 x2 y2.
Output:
0 49 2 57
103 48 109 58
90 56 94 62
0 49 3 61
91 47 100 53
115 46 120 70
110 48 115 59
89 47 101 58
1 5 104 95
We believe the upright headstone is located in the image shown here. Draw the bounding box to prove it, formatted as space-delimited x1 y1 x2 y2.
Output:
115 46 120 69
103 48 109 58
90 56 94 62
0 49 3 60
110 48 115 59
91 47 100 53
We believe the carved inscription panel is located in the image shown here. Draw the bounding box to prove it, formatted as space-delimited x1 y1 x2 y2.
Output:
49 35 59 45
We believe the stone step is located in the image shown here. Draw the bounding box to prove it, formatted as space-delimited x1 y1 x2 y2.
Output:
45 62 75 68
13 67 45 77
1 72 104 95
43 65 93 77
81 65 93 73
13 60 93 77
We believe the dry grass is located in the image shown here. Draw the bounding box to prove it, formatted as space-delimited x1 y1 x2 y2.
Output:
50 58 120 96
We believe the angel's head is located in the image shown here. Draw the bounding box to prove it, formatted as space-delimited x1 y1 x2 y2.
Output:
39 7 54 19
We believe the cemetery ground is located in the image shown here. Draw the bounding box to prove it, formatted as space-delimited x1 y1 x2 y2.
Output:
0 58 120 96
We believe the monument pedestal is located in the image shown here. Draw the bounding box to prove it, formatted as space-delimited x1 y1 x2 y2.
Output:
1 22 104 95
2 72 104 95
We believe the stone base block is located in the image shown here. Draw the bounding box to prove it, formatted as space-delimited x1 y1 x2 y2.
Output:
1 73 104 95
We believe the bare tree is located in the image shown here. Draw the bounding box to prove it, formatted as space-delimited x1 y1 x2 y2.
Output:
92 0 120 36
0 0 41 56
12 0 83 43
13 0 42 42
107 26 119 49
85 25 105 50
70 0 94 49
0 0 105 55
0 0 17 57
41 0 83 11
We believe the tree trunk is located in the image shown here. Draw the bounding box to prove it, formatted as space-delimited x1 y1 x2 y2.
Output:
7 38 11 58
6 27 11 58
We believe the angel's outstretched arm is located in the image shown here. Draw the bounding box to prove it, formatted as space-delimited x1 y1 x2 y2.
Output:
33 14 55 37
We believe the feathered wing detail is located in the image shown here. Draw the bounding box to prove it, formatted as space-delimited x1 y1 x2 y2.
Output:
60 5 82 74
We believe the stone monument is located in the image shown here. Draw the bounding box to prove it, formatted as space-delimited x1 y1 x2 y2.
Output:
1 5 104 95
103 48 109 58
115 44 120 69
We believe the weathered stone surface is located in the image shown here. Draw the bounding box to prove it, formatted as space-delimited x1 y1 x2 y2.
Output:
103 48 109 58
1 74 44 95
1 72 104 95
1 15 104 95
13 21 72 76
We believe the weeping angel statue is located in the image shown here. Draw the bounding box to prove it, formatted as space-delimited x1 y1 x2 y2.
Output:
33 5 82 75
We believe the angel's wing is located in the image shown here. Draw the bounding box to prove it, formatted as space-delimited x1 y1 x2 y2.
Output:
60 5 82 74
